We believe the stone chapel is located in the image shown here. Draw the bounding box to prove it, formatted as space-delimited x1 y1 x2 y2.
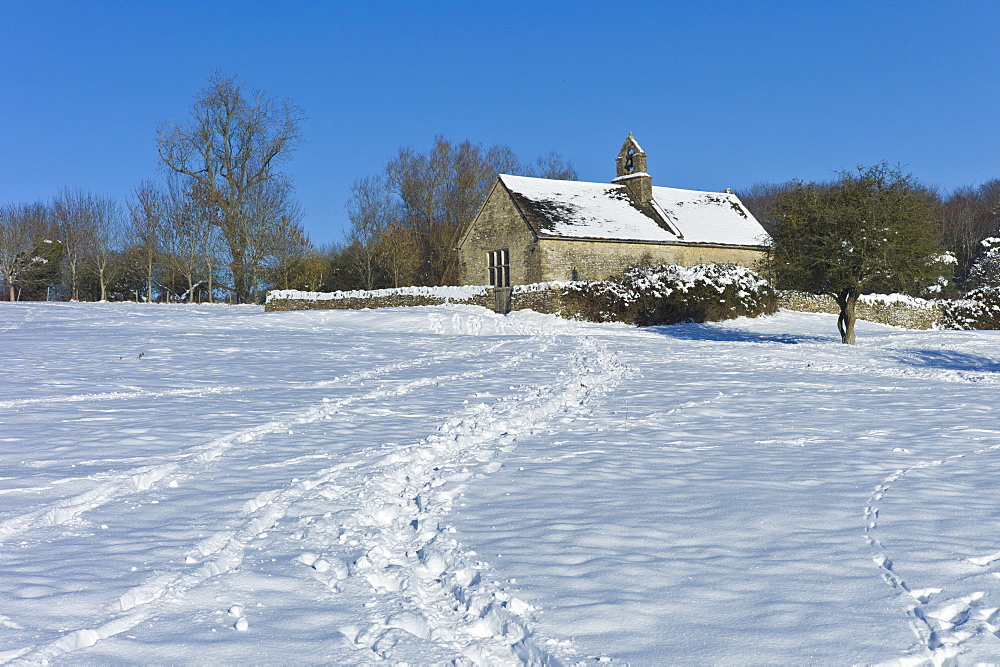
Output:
455 134 769 288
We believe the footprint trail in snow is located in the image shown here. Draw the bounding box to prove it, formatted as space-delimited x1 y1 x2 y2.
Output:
1 306 623 664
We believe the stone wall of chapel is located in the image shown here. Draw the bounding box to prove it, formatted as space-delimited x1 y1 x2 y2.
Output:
671 244 767 269
537 240 766 282
457 189 541 286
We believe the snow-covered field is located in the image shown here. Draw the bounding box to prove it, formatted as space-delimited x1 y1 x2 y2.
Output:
3 302 1000 664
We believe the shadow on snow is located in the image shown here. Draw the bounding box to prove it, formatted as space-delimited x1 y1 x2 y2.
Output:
644 322 832 345
893 349 1000 374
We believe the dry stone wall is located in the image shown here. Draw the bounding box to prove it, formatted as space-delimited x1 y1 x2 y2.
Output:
265 293 491 312
776 291 944 329
266 285 946 330
266 289 492 312
265 284 568 315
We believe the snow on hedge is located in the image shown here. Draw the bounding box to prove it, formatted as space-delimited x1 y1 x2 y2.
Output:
562 263 776 325
943 286 1000 329
579 263 770 304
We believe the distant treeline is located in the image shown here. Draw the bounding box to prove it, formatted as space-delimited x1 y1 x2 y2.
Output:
3 162 996 303
0 135 576 303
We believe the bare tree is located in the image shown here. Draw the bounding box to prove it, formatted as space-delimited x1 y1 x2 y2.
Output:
929 178 1000 289
936 186 996 287
981 178 1000 212
268 224 316 291
128 181 166 302
153 177 218 302
533 151 578 180
201 217 224 302
53 189 100 301
384 136 525 285
375 220 419 288
157 74 305 302
236 176 307 302
87 195 126 301
0 202 49 300
347 174 398 289
297 247 331 291
735 182 801 237
344 137 575 288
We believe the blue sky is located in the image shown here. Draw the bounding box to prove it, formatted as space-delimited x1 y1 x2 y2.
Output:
2 1 998 246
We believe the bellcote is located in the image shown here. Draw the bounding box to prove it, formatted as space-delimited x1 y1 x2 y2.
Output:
612 132 653 203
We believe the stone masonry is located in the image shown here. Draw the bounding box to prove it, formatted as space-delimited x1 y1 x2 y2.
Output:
456 182 542 286
535 239 764 283
267 285 943 330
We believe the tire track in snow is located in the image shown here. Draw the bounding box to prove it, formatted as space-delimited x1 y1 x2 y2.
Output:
1 335 555 664
315 335 626 663
0 338 510 544
864 438 1000 664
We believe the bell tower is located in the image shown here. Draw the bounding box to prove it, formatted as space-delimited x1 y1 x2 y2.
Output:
612 132 652 203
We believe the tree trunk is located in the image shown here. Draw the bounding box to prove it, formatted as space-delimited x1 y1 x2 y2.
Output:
146 257 154 303
835 286 858 344
229 252 247 304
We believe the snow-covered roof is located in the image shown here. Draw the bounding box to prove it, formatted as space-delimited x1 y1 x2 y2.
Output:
652 185 768 246
499 174 769 247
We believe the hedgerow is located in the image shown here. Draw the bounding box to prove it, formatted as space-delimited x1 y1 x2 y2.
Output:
561 264 777 326
942 286 1000 330
941 238 1000 329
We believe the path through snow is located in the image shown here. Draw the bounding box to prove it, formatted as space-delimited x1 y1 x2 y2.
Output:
0 304 624 663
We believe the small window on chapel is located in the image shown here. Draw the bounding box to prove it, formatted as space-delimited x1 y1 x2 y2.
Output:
487 249 510 288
